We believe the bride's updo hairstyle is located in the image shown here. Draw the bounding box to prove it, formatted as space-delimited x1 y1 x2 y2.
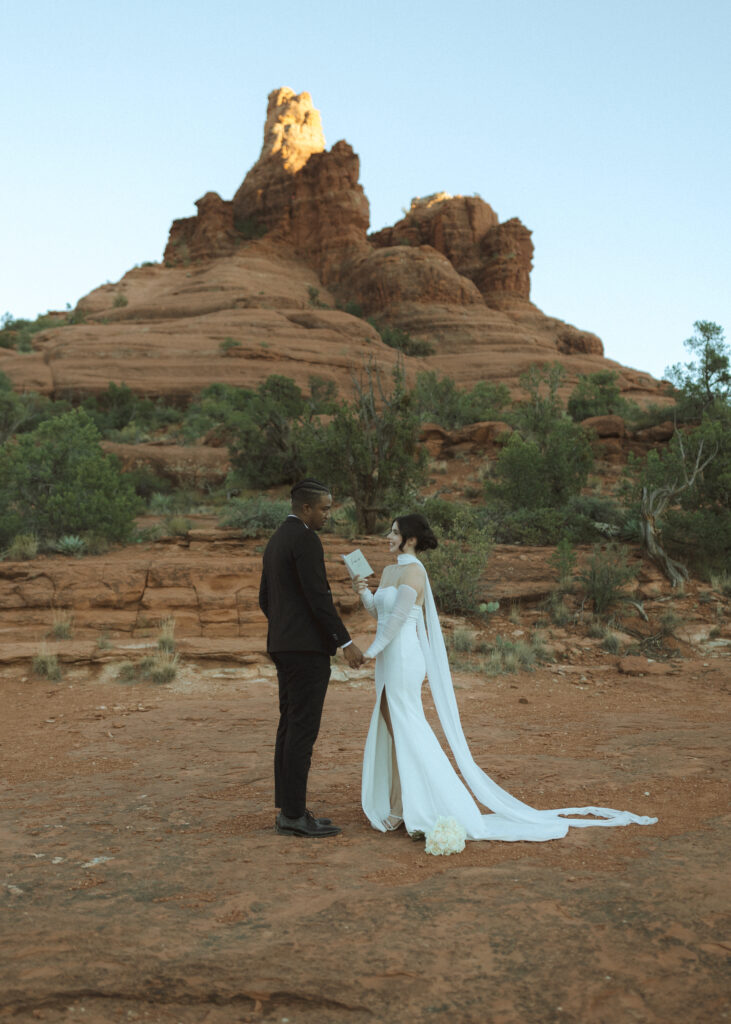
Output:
395 513 438 553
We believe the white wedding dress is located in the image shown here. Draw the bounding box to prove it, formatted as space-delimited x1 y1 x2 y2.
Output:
361 553 657 841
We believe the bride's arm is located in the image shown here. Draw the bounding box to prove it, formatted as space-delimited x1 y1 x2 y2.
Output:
352 571 383 618
364 583 418 658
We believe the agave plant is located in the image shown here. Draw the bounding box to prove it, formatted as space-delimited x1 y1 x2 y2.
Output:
55 535 86 556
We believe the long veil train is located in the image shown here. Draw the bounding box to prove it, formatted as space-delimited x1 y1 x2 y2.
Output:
401 553 657 839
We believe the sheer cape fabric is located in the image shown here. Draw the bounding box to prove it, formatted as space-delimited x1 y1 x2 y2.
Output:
380 553 657 840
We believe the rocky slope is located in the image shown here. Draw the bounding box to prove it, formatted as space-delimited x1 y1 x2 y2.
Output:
1 87 668 405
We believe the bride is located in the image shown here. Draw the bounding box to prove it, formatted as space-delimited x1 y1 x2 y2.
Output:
354 513 657 842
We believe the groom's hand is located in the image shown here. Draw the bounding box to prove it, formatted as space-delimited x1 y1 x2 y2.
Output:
343 643 364 668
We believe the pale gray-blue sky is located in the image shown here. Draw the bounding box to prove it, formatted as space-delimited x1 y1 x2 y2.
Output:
2 0 729 379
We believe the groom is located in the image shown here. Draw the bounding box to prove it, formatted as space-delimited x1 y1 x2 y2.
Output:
259 479 363 838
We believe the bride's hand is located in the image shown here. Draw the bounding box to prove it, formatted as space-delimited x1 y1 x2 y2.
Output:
352 575 369 594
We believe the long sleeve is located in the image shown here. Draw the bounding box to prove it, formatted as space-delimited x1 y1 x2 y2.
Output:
364 584 418 658
360 588 377 618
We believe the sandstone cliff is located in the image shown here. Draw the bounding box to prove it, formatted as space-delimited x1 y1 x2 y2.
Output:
0 88 665 404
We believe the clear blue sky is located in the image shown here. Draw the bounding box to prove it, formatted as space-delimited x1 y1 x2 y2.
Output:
2 0 729 380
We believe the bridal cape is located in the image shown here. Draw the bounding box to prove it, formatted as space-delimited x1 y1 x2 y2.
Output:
361 554 657 841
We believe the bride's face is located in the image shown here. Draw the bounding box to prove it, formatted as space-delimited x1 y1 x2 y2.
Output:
387 521 402 554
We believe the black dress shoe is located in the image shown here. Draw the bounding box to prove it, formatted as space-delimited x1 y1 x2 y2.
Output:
275 812 341 838
306 809 332 826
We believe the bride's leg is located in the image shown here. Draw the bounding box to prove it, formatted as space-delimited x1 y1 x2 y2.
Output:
379 688 393 737
380 689 403 824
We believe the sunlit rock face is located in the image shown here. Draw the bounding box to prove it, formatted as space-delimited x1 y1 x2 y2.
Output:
1 86 672 407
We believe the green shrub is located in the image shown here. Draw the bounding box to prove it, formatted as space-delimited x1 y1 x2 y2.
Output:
543 592 571 626
113 293 128 308
124 466 174 502
488 418 594 510
224 376 329 488
575 544 637 616
623 402 731 578
218 496 290 536
423 505 492 614
164 515 190 537
301 361 427 533
549 538 577 592
369 321 435 357
0 408 140 547
82 382 181 437
567 371 628 421
0 370 69 444
0 311 66 352
411 372 510 428
219 337 242 354
665 320 730 419
338 299 365 318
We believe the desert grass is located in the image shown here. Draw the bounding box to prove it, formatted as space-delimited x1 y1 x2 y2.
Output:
157 616 176 653
48 609 73 640
118 650 179 685
6 533 38 561
32 647 61 681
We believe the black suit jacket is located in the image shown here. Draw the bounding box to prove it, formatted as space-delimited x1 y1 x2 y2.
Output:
259 516 351 656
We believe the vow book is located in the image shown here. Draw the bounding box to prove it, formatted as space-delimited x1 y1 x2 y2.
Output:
341 549 374 579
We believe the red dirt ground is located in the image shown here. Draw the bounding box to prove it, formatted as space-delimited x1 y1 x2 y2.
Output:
1 640 728 1023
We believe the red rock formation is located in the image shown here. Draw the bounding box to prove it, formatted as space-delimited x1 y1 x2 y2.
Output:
163 192 238 265
477 217 534 301
0 86 674 408
231 88 369 281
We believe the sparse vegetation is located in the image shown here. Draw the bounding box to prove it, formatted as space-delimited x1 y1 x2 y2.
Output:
451 628 477 654
49 610 73 640
164 515 191 537
567 370 628 422
219 496 289 536
423 505 492 615
369 321 435 357
480 632 551 674
307 286 329 309
113 293 128 308
575 544 637 616
118 650 179 685
658 609 682 636
157 617 176 653
412 372 510 429
32 648 61 681
4 533 39 560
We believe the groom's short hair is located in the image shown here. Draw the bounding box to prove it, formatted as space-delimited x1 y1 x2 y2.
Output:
290 478 331 511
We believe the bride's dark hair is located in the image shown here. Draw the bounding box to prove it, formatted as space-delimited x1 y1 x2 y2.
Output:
395 513 438 553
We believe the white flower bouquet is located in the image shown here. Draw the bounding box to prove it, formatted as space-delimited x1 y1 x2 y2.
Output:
424 816 466 856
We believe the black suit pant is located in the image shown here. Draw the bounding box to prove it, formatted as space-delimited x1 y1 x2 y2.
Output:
271 651 331 819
